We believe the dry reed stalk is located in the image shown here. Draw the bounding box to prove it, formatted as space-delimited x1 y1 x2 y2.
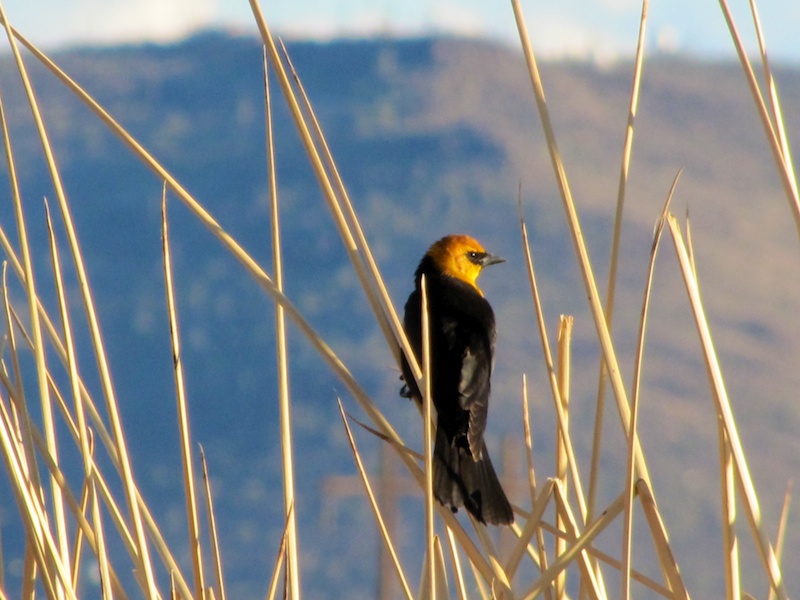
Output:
161 193 206 599
346 412 499 585
715 8 795 596
23 405 129 597
622 174 679 599
419 536 449 600
666 215 786 599
21 547 36 600
767 482 792 600
199 446 226 600
521 489 626 600
436 498 501 585
520 399 543 528
519 214 587 520
520 374 552 600
0 268 25 447
265 504 292 600
587 0 649 534
555 316 572 599
717 424 739 600
436 537 454 600
467 556 492 600
0 408 56 599
748 0 797 189
0 275 47 586
0 288 56 600
263 50 301 600
432 537 450 599
635 480 689 599
750 0 798 208
716 0 800 240
469 515 510 594
445 528 468 600
505 479 554 580
420 276 437 600
45 193 98 590
0 255 123 474
506 521 543 576
521 374 537 507
11 381 108 597
0 344 136 594
69 463 90 590
90 478 113 599
340 440 499 591
553 481 604 600
348 417 424 462
536 518 674 598
336 401 413 600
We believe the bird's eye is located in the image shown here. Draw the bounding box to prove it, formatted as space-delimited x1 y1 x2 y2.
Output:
467 251 483 264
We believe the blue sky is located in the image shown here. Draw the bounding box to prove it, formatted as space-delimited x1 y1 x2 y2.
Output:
4 0 800 61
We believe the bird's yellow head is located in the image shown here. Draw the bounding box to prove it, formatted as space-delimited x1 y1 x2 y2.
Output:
425 234 505 295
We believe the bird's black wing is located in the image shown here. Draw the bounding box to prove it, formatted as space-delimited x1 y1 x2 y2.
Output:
404 276 496 462
455 312 495 461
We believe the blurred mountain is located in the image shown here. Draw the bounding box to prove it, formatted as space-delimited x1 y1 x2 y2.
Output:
0 31 798 597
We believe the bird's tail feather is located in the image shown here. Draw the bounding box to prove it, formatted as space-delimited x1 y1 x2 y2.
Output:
433 426 514 525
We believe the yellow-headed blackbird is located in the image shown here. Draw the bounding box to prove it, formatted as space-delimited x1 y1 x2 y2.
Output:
401 234 514 525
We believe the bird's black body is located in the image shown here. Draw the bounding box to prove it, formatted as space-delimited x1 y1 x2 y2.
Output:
401 236 514 525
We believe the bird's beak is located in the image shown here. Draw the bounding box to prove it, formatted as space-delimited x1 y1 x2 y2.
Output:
480 253 505 267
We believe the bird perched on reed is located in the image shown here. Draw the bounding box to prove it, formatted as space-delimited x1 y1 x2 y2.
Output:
401 234 513 525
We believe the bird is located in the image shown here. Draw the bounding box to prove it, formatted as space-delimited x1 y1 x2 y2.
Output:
400 234 514 526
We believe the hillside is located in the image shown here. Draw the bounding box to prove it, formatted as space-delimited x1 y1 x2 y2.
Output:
0 32 798 597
